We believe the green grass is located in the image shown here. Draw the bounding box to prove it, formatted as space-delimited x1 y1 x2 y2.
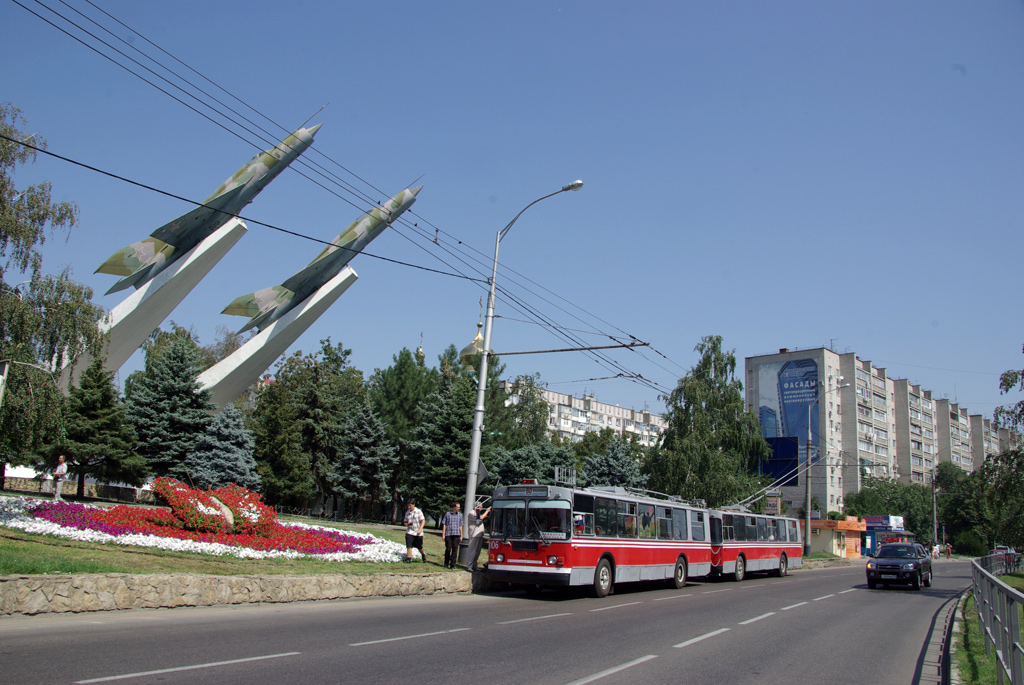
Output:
0 503 465 577
955 572 1024 685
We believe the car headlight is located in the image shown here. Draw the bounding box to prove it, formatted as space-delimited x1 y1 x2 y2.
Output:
903 562 916 570
867 561 875 569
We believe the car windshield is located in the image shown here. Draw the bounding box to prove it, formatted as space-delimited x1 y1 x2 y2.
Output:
877 546 915 559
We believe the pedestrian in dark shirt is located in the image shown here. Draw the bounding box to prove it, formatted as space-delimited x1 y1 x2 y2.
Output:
440 502 463 569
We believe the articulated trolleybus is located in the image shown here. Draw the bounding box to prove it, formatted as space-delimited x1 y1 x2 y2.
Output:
486 479 802 597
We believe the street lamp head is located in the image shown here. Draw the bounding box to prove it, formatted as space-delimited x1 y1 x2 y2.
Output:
562 180 584 192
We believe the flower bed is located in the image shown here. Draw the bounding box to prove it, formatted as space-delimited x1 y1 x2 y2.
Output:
0 494 407 563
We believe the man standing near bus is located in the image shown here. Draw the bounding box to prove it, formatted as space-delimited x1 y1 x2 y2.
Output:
404 499 426 563
465 502 491 572
441 502 463 569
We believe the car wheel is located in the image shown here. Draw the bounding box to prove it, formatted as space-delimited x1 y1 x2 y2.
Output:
671 557 687 589
867 578 876 589
592 558 613 598
924 569 932 588
775 554 788 578
912 571 921 591
733 556 745 582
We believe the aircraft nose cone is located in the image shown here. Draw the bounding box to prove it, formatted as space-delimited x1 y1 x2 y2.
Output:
410 185 424 196
306 122 323 137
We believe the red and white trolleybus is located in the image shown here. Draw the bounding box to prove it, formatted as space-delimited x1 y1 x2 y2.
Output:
486 480 802 597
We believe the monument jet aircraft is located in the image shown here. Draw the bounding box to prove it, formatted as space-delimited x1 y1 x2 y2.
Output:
96 123 323 294
222 185 422 333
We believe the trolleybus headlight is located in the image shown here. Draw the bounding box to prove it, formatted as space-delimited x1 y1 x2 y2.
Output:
496 553 505 562
547 556 558 565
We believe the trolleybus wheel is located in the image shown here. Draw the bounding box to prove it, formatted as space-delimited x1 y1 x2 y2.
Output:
775 554 788 578
593 558 613 598
672 557 688 589
733 556 746 582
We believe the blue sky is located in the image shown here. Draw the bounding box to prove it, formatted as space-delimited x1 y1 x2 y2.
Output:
3 1 1022 419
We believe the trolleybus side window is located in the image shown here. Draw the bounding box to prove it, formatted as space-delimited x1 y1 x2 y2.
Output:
757 517 769 542
690 510 706 541
656 506 673 540
672 508 688 541
745 516 757 541
722 514 735 541
710 514 722 545
527 499 571 540
595 497 617 537
787 519 799 542
776 520 787 542
733 514 746 542
492 500 525 538
618 500 638 538
638 504 656 539
573 494 595 537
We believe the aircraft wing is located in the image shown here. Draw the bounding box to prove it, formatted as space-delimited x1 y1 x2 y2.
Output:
150 185 245 247
222 284 294 318
95 237 170 277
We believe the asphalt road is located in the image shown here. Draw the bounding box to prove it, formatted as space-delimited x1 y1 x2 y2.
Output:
0 558 971 684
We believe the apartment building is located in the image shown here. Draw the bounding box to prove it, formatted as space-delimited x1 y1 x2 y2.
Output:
747 347 1009 509
499 382 667 447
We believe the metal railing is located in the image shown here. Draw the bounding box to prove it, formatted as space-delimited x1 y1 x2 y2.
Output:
972 552 1024 685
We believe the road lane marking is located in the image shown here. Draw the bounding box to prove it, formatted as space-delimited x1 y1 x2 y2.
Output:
654 593 693 601
839 589 857 594
565 654 658 684
498 612 572 624
781 601 807 610
349 627 469 646
75 652 301 683
738 612 775 625
673 628 730 648
813 594 835 601
702 589 731 594
590 601 642 612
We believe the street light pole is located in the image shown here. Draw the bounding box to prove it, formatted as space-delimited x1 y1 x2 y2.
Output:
804 379 849 556
461 181 583 562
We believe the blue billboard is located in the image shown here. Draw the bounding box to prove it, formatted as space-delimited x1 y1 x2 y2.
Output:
757 358 819 463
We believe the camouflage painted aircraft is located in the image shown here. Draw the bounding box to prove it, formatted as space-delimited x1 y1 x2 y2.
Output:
223 185 422 333
96 123 323 294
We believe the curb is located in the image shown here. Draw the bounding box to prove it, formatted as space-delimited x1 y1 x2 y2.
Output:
0 570 484 616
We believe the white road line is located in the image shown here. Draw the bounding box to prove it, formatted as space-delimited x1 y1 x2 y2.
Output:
781 601 807 610
738 612 775 625
74 652 301 683
349 627 469 646
654 593 693 601
590 601 642 612
839 588 857 594
673 628 731 648
702 589 731 594
498 612 572 624
565 654 659 685
813 594 835 601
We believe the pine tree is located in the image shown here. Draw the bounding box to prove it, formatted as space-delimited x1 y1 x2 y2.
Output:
248 375 311 506
333 404 397 518
62 357 147 497
407 365 476 525
582 436 647 488
487 440 577 486
125 336 214 480
368 347 436 522
184 406 260 490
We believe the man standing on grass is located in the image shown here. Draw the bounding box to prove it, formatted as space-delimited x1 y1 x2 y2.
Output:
440 502 463 569
53 455 67 502
404 499 426 563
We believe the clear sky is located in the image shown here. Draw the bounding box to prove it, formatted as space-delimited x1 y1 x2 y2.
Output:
3 1 1022 419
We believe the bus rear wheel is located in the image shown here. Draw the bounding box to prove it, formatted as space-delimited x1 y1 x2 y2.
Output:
593 559 613 598
733 556 746 582
671 558 688 589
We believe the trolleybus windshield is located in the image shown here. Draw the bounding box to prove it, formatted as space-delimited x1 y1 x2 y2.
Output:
492 499 571 540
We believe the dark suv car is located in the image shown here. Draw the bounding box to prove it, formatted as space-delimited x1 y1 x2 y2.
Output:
866 543 933 590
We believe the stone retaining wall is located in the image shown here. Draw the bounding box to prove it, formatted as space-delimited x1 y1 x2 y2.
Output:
0 572 476 616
